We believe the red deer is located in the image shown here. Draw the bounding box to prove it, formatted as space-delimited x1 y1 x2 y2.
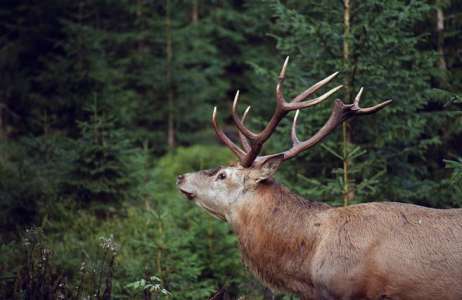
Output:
176 57 462 300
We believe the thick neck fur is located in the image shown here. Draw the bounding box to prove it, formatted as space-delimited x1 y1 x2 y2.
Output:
229 179 330 294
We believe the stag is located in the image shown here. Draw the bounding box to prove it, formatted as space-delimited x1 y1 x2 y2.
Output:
176 57 462 300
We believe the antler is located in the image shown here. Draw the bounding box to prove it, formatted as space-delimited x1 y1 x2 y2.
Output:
212 57 342 167
212 57 392 167
255 87 392 165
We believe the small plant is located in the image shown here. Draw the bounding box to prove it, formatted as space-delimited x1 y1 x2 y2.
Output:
1 229 120 300
445 157 462 186
443 157 462 200
126 275 171 298
94 235 119 299
9 228 68 299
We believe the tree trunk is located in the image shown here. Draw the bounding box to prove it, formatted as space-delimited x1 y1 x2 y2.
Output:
191 0 198 23
0 104 5 140
136 0 147 54
342 0 353 206
436 0 448 87
165 0 175 149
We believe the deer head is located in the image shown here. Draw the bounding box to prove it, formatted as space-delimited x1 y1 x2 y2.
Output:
176 57 391 222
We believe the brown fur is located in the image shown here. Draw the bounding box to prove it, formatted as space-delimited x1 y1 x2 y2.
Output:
230 181 462 300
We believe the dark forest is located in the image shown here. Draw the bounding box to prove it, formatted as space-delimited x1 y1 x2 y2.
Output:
0 1 461 299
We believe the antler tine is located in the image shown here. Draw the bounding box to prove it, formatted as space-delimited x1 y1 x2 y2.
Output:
242 106 251 121
232 90 258 140
353 87 364 108
293 72 340 103
276 56 290 106
353 87 393 114
287 85 343 110
291 110 301 145
238 106 252 152
211 107 245 159
357 100 393 115
280 56 290 79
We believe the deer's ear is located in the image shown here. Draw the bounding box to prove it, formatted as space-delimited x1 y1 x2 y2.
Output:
254 154 284 183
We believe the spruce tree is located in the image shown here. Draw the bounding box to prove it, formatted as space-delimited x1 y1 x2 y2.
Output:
262 0 461 207
67 101 132 213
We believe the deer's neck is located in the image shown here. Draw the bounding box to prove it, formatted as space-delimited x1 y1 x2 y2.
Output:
229 181 330 293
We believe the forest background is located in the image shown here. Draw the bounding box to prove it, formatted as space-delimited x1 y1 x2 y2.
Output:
0 0 461 299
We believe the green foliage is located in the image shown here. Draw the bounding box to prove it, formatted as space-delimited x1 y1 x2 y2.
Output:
126 276 170 297
155 145 234 192
435 157 462 206
0 0 461 299
445 157 462 187
0 135 76 236
0 141 42 231
0 228 118 300
66 102 133 212
1 146 259 299
264 0 462 208
149 146 249 298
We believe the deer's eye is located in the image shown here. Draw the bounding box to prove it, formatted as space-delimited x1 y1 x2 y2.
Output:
217 172 226 180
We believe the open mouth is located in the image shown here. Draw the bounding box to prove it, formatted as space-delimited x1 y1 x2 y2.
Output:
179 188 196 200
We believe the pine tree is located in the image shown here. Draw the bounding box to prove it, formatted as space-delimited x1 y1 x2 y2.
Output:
264 0 461 207
67 101 132 213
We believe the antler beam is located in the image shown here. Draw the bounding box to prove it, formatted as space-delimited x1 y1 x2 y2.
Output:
255 88 392 165
213 57 342 167
212 57 391 168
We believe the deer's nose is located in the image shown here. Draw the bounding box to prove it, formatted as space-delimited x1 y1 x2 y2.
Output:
176 174 185 184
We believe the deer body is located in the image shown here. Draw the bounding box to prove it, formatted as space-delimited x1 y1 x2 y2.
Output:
230 181 462 300
176 57 461 299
